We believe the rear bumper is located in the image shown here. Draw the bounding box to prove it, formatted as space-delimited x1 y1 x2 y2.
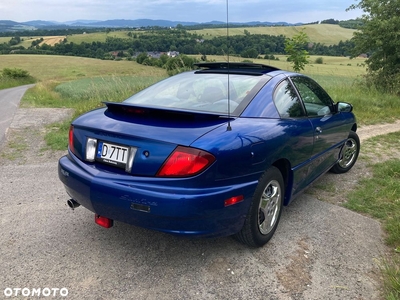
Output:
58 153 257 238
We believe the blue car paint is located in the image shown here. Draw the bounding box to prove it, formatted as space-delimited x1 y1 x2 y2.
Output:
58 68 357 238
59 151 257 237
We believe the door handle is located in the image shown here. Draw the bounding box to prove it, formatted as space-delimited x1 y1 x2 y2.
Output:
315 127 322 134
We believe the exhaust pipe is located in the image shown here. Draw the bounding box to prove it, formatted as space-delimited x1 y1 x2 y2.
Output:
67 199 80 210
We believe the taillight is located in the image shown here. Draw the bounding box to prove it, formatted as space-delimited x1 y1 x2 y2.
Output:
156 146 215 177
69 125 74 151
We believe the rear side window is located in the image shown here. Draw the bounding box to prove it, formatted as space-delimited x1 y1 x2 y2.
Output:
273 80 306 118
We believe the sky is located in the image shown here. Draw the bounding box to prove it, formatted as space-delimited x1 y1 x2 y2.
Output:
0 0 363 24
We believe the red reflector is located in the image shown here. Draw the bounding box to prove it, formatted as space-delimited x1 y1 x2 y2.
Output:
157 146 215 177
126 108 146 114
224 195 244 207
95 214 114 228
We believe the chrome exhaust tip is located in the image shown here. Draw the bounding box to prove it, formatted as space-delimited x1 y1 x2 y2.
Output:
67 199 80 210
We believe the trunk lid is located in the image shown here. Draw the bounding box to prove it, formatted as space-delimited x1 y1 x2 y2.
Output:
71 102 231 176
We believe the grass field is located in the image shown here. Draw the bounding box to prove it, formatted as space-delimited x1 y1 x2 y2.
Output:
66 30 135 44
191 24 356 45
0 37 11 44
0 55 166 81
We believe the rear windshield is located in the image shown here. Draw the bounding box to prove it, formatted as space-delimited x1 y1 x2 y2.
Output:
124 72 269 115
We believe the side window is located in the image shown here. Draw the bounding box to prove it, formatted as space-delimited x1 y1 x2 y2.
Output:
291 76 333 117
273 80 306 118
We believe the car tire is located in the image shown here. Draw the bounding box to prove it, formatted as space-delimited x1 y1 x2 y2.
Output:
330 131 360 174
234 166 284 247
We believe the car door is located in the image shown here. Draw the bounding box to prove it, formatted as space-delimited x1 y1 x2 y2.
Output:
290 76 349 183
272 78 315 195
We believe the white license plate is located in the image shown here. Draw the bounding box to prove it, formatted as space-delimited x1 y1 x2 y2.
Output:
96 141 129 168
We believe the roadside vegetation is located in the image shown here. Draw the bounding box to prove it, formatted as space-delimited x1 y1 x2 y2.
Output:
0 67 36 89
349 132 400 299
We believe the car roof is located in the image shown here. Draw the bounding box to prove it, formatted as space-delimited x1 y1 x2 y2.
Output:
194 62 280 76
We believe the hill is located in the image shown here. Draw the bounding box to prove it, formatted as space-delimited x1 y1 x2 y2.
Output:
191 24 355 46
0 18 304 32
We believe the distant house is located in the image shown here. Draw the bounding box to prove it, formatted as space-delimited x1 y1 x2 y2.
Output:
131 51 180 59
147 51 162 59
167 51 179 57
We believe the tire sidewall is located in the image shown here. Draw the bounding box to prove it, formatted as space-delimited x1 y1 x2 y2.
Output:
331 131 360 174
248 166 284 246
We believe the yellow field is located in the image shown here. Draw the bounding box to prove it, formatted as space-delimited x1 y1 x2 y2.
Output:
40 36 66 46
0 37 11 44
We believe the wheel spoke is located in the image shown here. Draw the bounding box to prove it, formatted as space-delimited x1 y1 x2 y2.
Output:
339 138 358 168
258 181 281 235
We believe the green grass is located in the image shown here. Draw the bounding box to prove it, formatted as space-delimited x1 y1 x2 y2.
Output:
346 159 400 247
0 76 36 90
344 131 400 299
66 31 136 44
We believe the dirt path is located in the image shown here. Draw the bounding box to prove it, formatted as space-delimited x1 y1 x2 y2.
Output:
357 119 400 142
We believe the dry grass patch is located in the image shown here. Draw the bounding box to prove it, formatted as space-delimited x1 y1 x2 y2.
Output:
39 36 66 46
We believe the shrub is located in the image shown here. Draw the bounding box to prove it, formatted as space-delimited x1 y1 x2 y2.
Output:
2 68 31 79
315 57 324 64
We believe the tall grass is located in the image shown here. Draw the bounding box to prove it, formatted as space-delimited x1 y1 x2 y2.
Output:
0 77 36 90
320 77 400 125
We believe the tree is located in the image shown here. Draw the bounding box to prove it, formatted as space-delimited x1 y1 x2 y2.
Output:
284 30 309 72
136 52 149 64
348 0 400 94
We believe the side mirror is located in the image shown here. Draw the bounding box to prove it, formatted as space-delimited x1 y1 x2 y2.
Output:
335 102 353 113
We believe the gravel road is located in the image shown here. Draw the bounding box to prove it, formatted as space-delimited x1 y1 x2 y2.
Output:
0 86 395 300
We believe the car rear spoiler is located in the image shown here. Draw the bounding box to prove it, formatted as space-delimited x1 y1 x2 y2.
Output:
104 102 234 121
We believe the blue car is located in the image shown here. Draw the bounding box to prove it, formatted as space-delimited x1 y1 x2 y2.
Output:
58 62 359 247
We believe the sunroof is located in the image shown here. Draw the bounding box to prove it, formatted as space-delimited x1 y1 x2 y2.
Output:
194 62 280 73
